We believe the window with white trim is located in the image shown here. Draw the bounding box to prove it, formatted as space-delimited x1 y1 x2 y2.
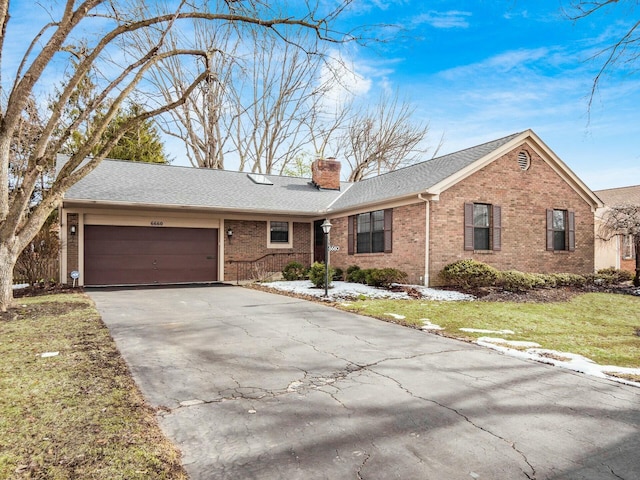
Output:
267 221 292 248
622 235 635 259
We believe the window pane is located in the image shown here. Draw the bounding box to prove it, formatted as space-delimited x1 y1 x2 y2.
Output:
552 210 567 250
474 227 490 250
372 210 384 233
623 235 633 258
473 204 490 227
554 231 566 251
372 231 385 253
357 232 371 253
270 221 289 243
552 210 566 231
357 213 371 234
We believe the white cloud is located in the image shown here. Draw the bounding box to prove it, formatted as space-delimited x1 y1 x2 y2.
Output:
439 47 551 80
317 52 373 110
411 10 472 29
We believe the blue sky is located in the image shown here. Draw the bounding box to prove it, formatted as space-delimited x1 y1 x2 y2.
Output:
330 0 640 190
4 1 639 190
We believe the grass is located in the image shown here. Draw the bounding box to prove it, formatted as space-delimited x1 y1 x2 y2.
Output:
339 292 640 368
0 293 187 480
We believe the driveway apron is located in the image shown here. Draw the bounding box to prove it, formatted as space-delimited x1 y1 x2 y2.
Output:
89 285 640 480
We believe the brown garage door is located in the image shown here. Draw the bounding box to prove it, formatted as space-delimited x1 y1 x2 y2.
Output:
84 225 218 286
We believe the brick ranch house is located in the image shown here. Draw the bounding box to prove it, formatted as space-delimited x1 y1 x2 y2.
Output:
59 129 603 287
594 184 640 274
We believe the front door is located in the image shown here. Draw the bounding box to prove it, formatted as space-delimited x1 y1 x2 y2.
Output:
313 220 326 264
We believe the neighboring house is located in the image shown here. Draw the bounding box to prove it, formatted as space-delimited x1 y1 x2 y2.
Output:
60 129 602 287
594 185 640 273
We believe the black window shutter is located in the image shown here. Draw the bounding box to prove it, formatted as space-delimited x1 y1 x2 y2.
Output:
546 209 554 251
464 203 474 251
384 209 393 253
568 211 576 251
492 205 502 251
348 215 355 255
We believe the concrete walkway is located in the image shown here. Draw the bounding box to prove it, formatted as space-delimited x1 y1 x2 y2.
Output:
89 285 640 480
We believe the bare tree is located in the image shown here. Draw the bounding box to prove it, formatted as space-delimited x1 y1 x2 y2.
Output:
230 32 330 174
599 204 640 286
565 1 640 108
143 8 348 175
337 92 435 182
146 19 237 169
0 0 353 311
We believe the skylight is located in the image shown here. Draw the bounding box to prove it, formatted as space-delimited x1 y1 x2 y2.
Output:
247 173 273 185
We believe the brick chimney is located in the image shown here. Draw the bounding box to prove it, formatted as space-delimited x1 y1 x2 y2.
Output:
311 157 341 190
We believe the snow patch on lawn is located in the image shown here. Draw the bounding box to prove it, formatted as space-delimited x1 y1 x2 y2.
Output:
263 280 473 301
477 338 640 387
461 328 515 335
384 313 406 320
420 319 444 330
478 337 541 348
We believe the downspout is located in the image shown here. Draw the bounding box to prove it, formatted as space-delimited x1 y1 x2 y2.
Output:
418 194 430 286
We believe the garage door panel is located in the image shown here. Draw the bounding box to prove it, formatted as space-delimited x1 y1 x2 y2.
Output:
84 225 218 286
154 255 217 269
85 255 156 270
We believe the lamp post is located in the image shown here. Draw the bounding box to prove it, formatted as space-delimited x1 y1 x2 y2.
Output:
321 219 332 297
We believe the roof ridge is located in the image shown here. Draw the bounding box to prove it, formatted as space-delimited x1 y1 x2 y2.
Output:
353 130 524 184
594 184 640 192
97 157 321 180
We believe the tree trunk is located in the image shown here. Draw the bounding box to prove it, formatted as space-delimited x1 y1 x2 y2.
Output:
0 241 20 312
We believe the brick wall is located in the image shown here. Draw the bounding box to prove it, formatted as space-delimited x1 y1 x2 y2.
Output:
621 257 636 274
329 203 427 285
428 146 595 284
328 146 595 287
224 220 312 281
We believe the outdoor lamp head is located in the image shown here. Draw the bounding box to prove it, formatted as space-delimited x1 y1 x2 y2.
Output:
321 219 332 234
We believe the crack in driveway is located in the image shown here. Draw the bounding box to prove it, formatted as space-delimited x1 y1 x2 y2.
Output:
366 365 537 479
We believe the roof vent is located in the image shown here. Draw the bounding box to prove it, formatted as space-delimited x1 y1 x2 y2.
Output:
247 173 273 185
517 151 531 171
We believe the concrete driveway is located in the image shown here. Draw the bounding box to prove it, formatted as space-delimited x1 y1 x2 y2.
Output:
89 285 640 480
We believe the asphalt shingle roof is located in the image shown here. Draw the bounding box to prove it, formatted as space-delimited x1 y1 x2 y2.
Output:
594 185 640 207
63 131 524 214
329 132 523 210
64 159 346 215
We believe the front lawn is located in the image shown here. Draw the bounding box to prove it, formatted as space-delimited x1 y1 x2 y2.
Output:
339 292 640 369
0 293 187 479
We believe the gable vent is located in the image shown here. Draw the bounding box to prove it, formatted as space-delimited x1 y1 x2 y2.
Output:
517 151 531 171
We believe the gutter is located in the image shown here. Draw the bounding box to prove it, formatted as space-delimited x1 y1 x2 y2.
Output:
61 198 324 218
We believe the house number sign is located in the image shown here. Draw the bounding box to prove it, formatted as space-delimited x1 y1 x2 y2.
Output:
328 245 340 252
150 221 164 226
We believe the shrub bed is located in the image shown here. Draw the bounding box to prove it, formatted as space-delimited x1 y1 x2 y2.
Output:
439 259 500 289
440 260 632 293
